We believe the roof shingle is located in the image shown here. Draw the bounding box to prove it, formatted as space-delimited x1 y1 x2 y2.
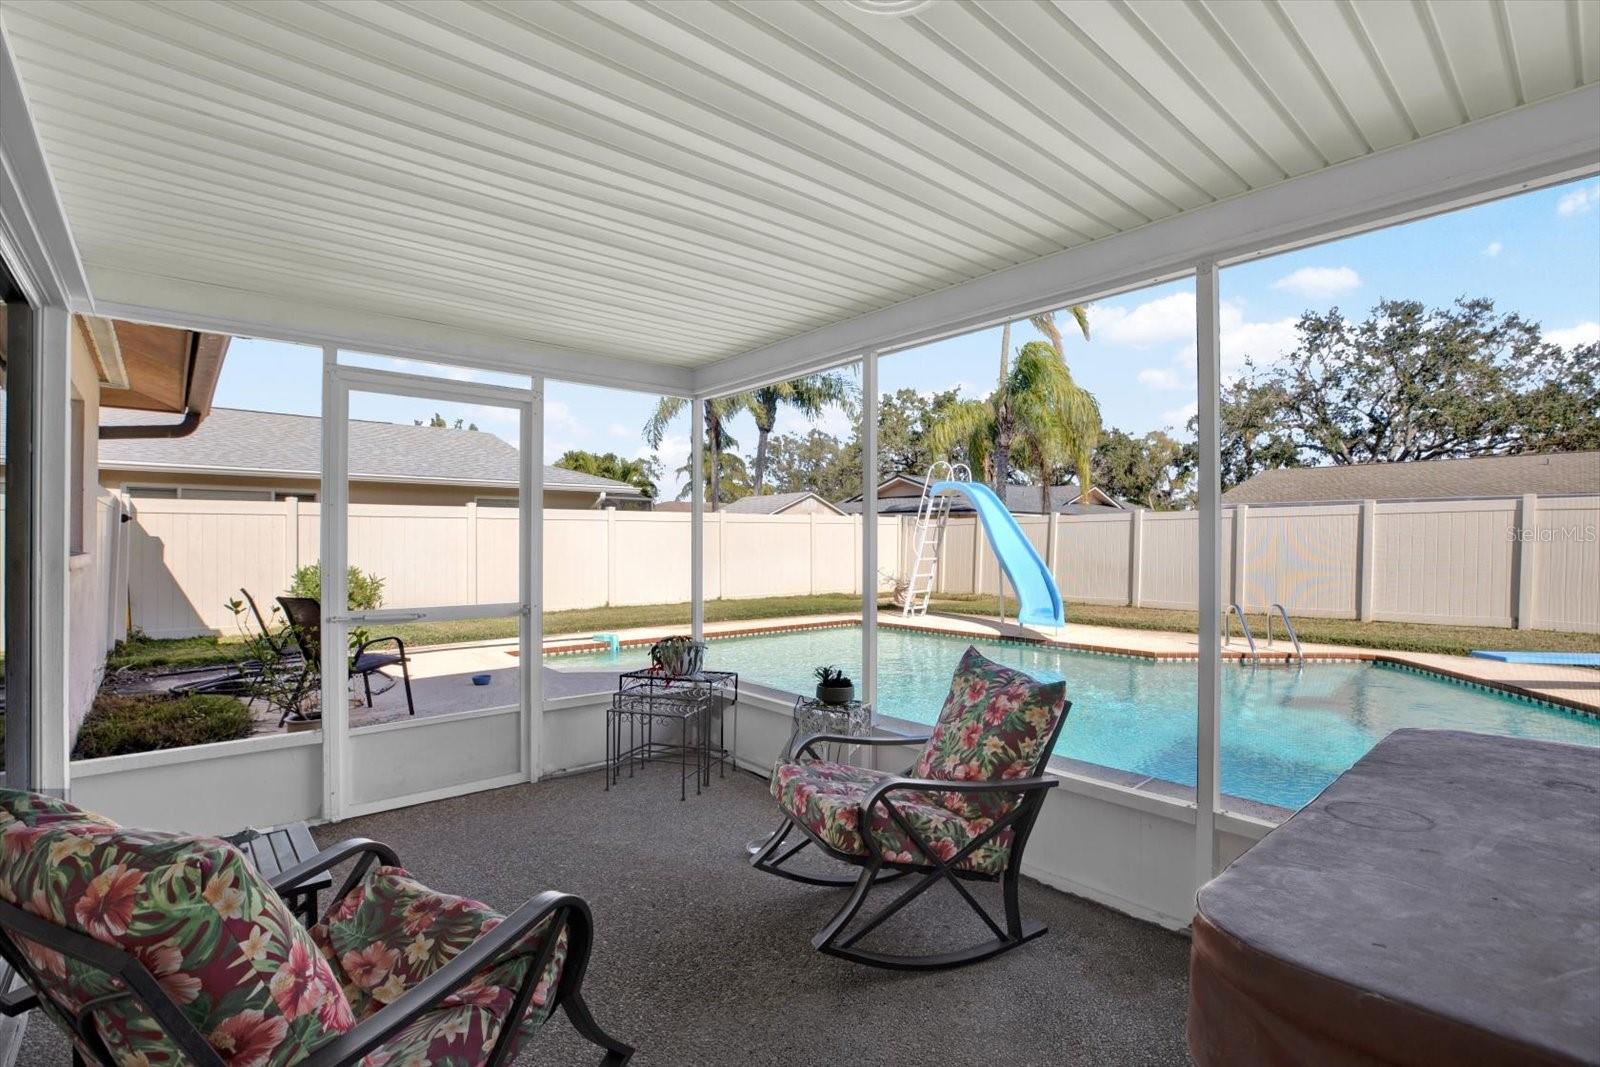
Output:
1222 452 1600 504
95 407 643 494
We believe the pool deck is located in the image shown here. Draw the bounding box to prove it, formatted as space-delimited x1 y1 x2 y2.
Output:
317 609 1600 727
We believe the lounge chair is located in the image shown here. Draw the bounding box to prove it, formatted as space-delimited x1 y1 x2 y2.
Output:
751 646 1070 969
0 789 633 1065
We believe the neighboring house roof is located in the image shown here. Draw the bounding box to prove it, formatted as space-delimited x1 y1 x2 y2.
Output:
723 491 845 515
96 407 646 496
1222 452 1600 505
840 475 1123 515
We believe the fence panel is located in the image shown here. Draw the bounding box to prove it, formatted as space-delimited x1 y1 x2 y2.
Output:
1533 496 1600 632
1240 505 1359 617
1373 500 1516 626
1055 513 1132 603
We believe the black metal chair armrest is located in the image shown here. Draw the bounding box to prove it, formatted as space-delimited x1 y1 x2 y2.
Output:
857 775 1059 864
354 634 408 661
298 891 584 1067
862 774 1058 814
0 984 39 1017
268 838 401 918
795 732 931 762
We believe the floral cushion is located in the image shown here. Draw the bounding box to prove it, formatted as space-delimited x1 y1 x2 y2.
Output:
770 648 1066 874
0 789 353 1067
770 757 1014 874
911 646 1068 822
312 865 568 1065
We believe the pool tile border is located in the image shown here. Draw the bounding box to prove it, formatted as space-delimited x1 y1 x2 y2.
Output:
544 617 1598 719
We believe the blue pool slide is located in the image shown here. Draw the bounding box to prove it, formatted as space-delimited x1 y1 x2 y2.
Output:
931 480 1064 628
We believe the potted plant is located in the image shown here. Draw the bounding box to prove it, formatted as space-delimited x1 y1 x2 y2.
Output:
650 635 706 677
814 665 855 706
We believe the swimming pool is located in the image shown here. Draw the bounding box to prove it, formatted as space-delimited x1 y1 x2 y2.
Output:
549 625 1600 810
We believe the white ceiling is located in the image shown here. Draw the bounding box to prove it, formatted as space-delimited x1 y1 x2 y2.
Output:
3 0 1597 381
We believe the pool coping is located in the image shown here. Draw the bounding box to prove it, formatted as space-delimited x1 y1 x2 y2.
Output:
543 614 1600 719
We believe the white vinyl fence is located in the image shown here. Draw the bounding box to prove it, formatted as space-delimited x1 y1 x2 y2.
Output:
120 499 904 638
116 495 1599 640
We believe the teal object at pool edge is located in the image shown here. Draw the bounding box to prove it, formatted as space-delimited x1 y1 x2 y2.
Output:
932 480 1064 628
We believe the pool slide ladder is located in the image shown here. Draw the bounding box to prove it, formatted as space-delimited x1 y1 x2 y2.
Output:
902 461 965 618
1225 603 1303 666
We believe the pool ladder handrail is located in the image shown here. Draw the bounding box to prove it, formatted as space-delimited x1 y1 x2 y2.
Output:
1223 603 1259 664
1266 603 1304 666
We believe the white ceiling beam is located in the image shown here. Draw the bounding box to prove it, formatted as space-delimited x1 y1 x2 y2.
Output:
695 85 1600 397
0 27 90 308
80 267 694 396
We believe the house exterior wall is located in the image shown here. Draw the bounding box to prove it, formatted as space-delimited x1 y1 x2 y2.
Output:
98 468 605 509
67 324 106 735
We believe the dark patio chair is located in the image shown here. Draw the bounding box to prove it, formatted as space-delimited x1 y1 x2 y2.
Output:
277 594 415 722
0 789 633 1066
751 646 1070 970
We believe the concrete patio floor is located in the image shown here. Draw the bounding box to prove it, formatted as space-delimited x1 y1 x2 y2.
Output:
17 764 1195 1067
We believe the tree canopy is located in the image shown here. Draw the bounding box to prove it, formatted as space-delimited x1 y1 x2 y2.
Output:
1199 298 1599 488
554 450 661 499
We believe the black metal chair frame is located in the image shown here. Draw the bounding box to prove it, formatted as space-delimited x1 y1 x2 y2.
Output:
171 588 303 699
277 595 416 722
751 701 1071 971
0 838 632 1066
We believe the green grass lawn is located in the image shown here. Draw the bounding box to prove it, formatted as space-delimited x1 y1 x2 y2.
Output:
105 592 1598 672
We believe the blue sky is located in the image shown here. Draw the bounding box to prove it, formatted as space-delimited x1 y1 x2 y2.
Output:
213 177 1599 497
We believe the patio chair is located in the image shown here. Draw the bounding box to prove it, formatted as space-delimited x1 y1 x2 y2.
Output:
751 646 1070 970
278 594 415 722
0 789 634 1066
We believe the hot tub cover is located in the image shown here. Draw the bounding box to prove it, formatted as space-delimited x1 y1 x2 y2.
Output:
1188 728 1600 1067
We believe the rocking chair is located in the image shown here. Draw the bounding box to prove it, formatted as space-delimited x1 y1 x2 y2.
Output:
0 789 633 1066
752 646 1070 970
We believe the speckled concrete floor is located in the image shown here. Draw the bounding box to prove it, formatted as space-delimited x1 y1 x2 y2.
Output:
17 764 1193 1066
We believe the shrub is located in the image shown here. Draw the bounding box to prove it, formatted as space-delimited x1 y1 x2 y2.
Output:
288 563 385 611
74 693 252 759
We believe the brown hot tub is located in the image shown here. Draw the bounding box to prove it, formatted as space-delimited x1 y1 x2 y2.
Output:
1189 728 1600 1067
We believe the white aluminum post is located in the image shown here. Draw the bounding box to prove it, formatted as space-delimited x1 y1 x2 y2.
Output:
34 305 70 794
523 377 544 779
690 399 705 641
1195 264 1223 896
319 347 350 821
861 352 879 718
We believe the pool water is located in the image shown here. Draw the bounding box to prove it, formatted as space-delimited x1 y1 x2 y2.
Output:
549 626 1600 810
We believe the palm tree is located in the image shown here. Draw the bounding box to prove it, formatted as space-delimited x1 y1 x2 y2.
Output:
554 450 660 499
747 373 857 493
643 396 741 511
925 341 1100 512
986 307 1092 494
674 450 752 503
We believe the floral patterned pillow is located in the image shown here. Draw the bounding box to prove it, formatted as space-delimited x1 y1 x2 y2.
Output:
0 789 353 1067
911 647 1069 821
310 864 569 1067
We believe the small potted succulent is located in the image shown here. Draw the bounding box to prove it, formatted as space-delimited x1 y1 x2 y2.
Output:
814 665 855 706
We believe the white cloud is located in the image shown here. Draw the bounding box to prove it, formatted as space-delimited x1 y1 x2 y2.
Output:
607 422 632 439
1159 401 1197 429
1089 292 1196 347
1137 367 1183 391
1483 241 1503 258
1271 266 1360 299
1556 184 1600 217
544 400 581 435
1546 321 1600 349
